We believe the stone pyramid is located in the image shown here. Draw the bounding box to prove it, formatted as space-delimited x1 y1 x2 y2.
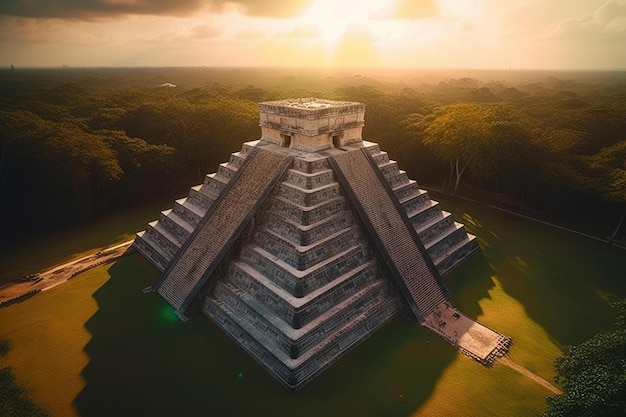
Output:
134 98 508 390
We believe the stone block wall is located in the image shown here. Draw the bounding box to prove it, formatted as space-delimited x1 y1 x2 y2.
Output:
364 141 478 275
133 141 258 275
202 147 403 389
133 136 480 390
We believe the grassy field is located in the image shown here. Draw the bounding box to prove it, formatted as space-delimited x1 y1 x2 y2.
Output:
0 198 624 417
0 202 167 284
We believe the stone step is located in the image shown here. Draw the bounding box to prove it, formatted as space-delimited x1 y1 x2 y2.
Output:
433 234 479 272
133 231 169 272
378 160 399 177
217 162 238 181
362 141 381 155
278 182 341 207
370 151 390 165
158 209 194 244
272 196 347 226
144 221 181 260
241 243 371 297
291 155 331 174
240 140 260 155
202 290 399 390
172 198 205 228
202 173 228 197
427 222 470 256
155 147 294 312
227 258 379 328
393 179 421 201
400 189 431 213
262 211 356 246
416 212 454 245
407 200 443 229
329 148 447 321
211 276 390 357
384 170 410 189
227 152 246 169
188 185 216 209
255 225 364 270
135 229 174 267
284 168 335 189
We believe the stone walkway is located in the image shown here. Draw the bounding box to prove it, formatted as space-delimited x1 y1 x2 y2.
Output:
421 302 561 395
423 302 511 364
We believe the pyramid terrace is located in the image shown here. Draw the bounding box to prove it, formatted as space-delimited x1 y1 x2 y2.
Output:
134 98 511 390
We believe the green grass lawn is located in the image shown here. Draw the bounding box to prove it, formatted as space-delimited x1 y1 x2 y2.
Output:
0 198 624 417
0 202 167 284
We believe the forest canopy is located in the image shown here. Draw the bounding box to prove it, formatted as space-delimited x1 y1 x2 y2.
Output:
543 300 626 417
1 67 625 247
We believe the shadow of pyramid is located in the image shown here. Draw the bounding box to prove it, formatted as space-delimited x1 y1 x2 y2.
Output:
73 251 502 417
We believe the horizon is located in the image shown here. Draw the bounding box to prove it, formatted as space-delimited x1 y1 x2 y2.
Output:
3 65 626 72
1 0 625 70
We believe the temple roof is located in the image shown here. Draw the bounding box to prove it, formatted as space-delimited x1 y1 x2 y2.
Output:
259 98 365 118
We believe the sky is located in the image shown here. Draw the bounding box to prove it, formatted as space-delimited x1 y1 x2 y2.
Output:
0 0 625 70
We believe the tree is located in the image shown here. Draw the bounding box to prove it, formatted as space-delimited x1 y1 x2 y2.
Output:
589 141 626 243
419 102 534 195
528 128 598 218
543 300 626 417
101 130 179 204
0 340 50 417
0 109 123 239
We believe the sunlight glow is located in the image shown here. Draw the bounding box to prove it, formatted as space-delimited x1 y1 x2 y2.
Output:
440 0 483 20
0 0 621 69
300 0 394 47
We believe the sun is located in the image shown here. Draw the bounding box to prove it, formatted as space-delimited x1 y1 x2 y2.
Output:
299 0 393 47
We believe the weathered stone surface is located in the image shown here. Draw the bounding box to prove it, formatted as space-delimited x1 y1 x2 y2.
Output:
329 147 447 321
155 146 294 311
259 98 366 152
133 99 487 391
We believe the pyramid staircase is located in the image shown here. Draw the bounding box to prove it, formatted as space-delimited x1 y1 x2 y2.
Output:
363 141 479 275
134 139 484 390
202 148 402 389
154 145 294 313
328 147 448 322
134 141 258 271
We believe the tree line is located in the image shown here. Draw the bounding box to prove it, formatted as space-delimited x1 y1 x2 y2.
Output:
0 68 624 246
0 339 49 417
544 299 626 417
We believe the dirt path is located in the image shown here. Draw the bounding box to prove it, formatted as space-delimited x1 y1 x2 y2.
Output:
499 357 562 395
0 233 564 399
0 240 134 305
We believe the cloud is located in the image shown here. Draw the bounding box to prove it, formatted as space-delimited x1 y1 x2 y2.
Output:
0 0 206 19
541 0 626 42
190 23 221 39
232 0 313 18
0 13 224 47
370 0 439 20
234 28 268 40
287 23 321 38
0 0 313 19
0 16 112 44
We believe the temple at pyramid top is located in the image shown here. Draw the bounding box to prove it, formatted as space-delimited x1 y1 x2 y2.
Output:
133 98 511 390
259 98 365 152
